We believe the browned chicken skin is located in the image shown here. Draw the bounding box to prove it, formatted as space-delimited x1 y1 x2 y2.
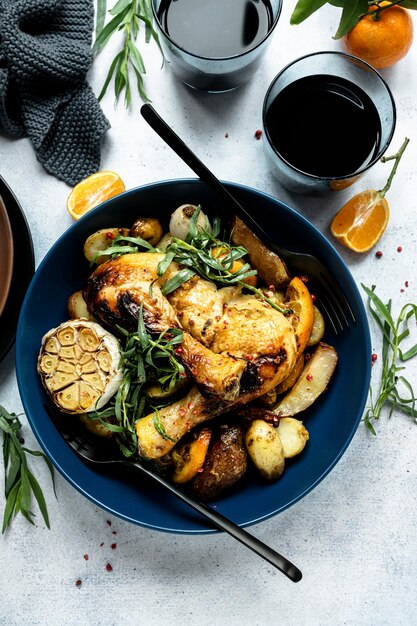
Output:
84 252 297 459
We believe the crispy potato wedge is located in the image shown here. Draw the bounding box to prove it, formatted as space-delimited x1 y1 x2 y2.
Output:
277 417 309 458
274 353 305 396
67 290 95 321
231 216 290 288
307 305 325 347
258 354 305 408
79 414 114 438
273 342 338 417
84 227 129 264
156 232 173 251
245 419 285 480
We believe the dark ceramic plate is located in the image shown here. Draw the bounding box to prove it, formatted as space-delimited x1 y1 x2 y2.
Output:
16 179 371 533
0 194 14 316
0 176 35 364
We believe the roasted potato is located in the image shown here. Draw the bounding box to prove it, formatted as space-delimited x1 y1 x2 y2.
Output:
273 342 338 417
129 217 163 246
79 413 114 439
84 227 129 264
307 305 325 347
231 216 290 288
277 417 309 458
156 232 173 251
258 354 305 408
192 424 247 500
245 419 285 480
67 290 95 321
145 378 189 400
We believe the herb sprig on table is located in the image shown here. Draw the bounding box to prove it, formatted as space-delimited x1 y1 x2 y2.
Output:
0 406 55 533
94 0 163 106
362 285 417 434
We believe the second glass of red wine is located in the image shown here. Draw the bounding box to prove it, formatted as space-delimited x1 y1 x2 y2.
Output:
152 0 282 92
262 51 396 195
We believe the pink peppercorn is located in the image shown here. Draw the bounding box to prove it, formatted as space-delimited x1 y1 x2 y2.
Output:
75 579 82 587
106 232 115 240
106 563 113 572
111 543 117 550
225 133 229 138
375 250 383 258
83 554 89 561
397 246 402 252
255 129 262 140
372 353 378 362
306 374 313 381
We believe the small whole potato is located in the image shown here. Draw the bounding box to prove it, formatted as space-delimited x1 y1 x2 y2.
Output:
245 420 285 480
129 217 163 246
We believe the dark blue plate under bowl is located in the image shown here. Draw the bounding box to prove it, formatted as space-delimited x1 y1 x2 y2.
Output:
16 179 371 534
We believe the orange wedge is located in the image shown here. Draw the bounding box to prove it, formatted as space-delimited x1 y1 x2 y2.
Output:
67 171 126 220
285 276 315 355
330 137 409 253
330 190 389 253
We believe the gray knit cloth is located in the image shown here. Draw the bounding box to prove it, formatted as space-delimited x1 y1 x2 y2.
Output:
0 0 110 186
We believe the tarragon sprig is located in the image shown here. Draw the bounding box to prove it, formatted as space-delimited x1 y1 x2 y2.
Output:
362 284 417 435
94 0 163 106
157 207 292 315
91 306 185 455
0 406 55 533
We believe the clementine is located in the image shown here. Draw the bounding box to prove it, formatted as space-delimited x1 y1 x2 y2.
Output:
342 2 413 69
330 137 409 253
67 171 126 220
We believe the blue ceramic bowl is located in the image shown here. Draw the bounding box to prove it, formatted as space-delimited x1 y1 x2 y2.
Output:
16 179 371 534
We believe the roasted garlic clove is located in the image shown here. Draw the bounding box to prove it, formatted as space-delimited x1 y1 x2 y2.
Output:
38 320 122 414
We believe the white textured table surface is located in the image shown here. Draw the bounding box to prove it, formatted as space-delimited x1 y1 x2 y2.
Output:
1 4 417 625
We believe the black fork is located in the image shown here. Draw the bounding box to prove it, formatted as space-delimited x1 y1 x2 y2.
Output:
46 405 302 583
140 103 355 335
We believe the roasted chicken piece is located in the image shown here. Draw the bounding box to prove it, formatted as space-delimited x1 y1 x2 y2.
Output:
84 253 246 401
84 252 298 459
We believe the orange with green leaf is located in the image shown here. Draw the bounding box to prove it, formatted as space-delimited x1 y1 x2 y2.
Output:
291 1 415 69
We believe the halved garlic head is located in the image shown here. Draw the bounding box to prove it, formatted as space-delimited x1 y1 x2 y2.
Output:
38 320 122 414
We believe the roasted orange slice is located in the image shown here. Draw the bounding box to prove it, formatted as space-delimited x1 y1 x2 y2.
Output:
285 276 315 355
171 428 212 484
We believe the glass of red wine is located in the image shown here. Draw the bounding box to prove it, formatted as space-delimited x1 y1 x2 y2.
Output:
262 51 396 195
152 0 282 92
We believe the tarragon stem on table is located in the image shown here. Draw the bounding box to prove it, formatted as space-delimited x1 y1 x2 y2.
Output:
362 285 417 435
94 0 163 106
0 406 55 533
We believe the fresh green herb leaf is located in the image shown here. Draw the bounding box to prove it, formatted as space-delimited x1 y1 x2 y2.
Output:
92 308 185 456
156 207 292 315
152 410 177 443
96 0 107 37
94 0 163 106
0 406 55 533
362 285 417 434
